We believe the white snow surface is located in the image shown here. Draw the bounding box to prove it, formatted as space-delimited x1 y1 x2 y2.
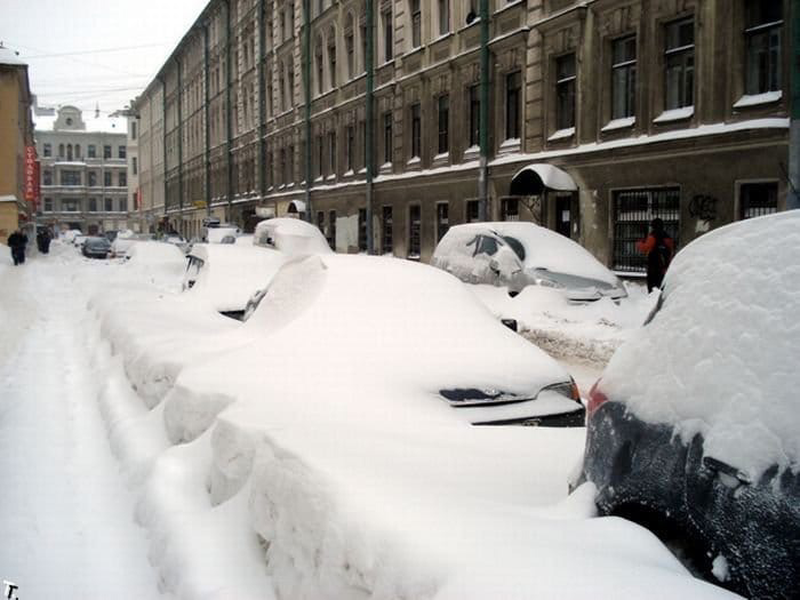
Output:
600 212 800 479
253 217 333 256
206 226 241 243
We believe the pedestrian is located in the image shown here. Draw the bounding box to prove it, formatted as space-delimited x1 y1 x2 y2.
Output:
37 227 52 254
636 218 674 292
7 229 28 266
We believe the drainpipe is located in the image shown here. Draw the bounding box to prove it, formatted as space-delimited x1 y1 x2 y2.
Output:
478 0 490 221
204 24 212 219
365 0 375 253
226 0 234 222
789 0 800 210
303 0 313 223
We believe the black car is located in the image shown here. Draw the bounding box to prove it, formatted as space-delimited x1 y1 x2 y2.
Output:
82 236 112 259
577 212 800 599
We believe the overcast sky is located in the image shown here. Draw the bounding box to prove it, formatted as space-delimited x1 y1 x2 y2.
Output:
2 0 210 114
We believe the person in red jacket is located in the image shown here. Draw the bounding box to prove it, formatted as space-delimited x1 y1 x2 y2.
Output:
636 218 674 292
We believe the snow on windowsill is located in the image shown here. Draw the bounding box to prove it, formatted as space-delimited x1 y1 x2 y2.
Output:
547 128 575 142
343 169 355 178
601 117 636 132
379 162 393 174
463 145 480 160
432 152 450 164
733 90 782 109
653 107 694 123
499 137 521 153
406 156 422 169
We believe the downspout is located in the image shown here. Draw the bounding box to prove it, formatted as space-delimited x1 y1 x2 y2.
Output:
478 0 490 221
226 0 234 222
303 0 313 223
365 0 375 253
204 23 212 219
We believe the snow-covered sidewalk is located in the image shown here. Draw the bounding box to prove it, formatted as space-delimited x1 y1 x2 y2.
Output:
0 247 161 598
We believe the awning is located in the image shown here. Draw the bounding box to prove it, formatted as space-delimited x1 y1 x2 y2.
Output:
287 200 306 214
509 163 577 196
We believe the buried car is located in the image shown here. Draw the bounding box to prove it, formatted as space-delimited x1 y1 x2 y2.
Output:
82 236 112 258
577 212 800 598
183 243 288 319
241 253 584 426
253 217 332 256
432 222 626 301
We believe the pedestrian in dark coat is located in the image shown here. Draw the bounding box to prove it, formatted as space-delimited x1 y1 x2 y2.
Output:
636 218 674 292
7 230 28 266
37 228 51 254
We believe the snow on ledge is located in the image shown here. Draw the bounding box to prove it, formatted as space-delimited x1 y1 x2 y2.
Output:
653 106 694 123
733 90 783 108
548 128 575 141
601 117 636 132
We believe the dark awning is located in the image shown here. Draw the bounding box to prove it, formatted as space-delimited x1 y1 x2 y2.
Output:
509 163 578 196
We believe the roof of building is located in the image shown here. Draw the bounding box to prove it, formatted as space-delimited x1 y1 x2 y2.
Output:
0 195 19 203
34 111 127 135
0 45 26 67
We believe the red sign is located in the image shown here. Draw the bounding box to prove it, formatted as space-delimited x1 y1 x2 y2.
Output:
24 146 37 206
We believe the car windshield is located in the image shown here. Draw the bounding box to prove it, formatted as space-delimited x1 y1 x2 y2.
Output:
500 235 526 261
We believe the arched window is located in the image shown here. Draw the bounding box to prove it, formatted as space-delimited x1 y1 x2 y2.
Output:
315 35 324 94
287 57 295 107
360 10 367 74
67 144 73 161
75 144 81 159
58 144 65 158
328 26 337 88
345 14 355 80
279 60 286 111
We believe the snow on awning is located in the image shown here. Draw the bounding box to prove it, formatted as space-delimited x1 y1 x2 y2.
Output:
509 164 577 196
287 200 306 214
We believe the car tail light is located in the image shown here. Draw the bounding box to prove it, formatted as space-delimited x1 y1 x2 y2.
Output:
587 381 608 416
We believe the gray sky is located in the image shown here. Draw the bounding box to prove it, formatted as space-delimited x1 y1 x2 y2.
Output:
1 0 210 114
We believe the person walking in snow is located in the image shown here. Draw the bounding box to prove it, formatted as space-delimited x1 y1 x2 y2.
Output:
7 229 28 266
37 227 52 254
636 218 674 292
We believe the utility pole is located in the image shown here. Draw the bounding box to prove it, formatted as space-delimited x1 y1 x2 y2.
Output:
365 0 375 253
789 0 800 209
303 0 313 223
478 0 490 221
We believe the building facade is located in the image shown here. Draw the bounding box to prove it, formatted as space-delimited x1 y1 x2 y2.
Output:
35 105 130 234
0 45 35 244
126 112 142 232
134 0 790 271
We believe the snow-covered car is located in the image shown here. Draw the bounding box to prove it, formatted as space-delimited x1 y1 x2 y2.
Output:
253 217 332 256
183 244 288 319
432 222 626 302
73 234 88 248
242 254 584 426
205 224 241 244
111 233 151 258
61 229 82 244
161 233 191 253
82 236 111 259
578 211 800 598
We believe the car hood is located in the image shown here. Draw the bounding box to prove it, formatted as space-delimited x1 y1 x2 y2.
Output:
521 268 627 301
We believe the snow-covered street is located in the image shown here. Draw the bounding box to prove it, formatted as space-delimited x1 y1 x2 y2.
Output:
0 246 160 598
0 242 740 600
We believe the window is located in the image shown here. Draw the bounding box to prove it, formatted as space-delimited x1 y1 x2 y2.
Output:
43 143 51 157
58 144 64 158
119 198 128 212
75 144 81 159
328 130 336 174
317 210 325 234
104 172 112 186
103 145 112 159
316 36 324 94
67 144 73 161
408 205 421 259
361 15 368 73
317 135 325 178
556 195 572 237
88 171 97 187
383 112 393 164
105 197 113 212
44 198 53 212
345 17 355 78
288 59 295 107
556 54 576 130
346 125 355 171
740 182 778 218
410 103 421 159
501 197 519 221
119 172 127 187
328 29 337 88
88 198 97 212
411 0 421 48
438 0 449 35
132 156 138 175
328 210 337 249
611 36 637 119
505 71 521 140
383 9 393 61
287 145 294 185
61 170 81 186
382 205 393 254
468 84 480 147
436 202 449 241
358 208 368 251
88 144 96 158
131 121 137 140
466 199 480 222
613 188 680 272
745 0 783 95
43 170 52 185
665 18 694 110
63 199 79 212
437 95 449 154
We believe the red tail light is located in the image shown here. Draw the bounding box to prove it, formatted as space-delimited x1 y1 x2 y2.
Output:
587 380 608 416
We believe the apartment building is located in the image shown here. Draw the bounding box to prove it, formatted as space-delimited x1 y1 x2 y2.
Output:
134 0 790 271
35 105 130 234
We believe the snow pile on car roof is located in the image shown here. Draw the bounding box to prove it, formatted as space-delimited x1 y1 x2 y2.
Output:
253 217 332 256
434 222 618 284
122 241 187 292
601 212 800 478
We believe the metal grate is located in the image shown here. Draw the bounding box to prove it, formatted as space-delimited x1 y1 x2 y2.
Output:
740 182 778 219
613 188 680 273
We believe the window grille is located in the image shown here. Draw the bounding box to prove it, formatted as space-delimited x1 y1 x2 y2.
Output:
613 188 680 273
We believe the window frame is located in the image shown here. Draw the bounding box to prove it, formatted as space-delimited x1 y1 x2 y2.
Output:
611 35 637 120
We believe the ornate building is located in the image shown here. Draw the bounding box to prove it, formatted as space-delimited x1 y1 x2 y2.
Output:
134 0 790 272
